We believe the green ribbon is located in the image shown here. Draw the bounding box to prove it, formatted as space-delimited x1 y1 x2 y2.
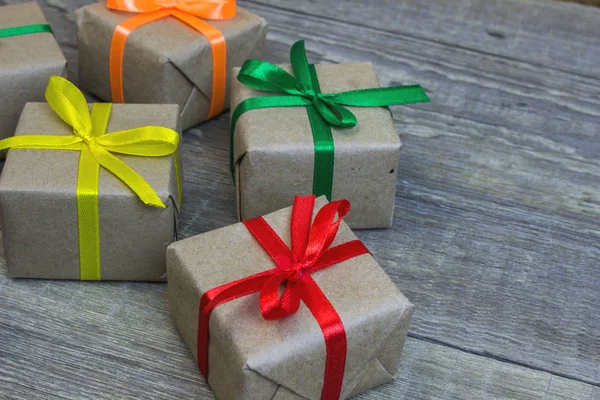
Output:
0 24 53 39
230 40 430 200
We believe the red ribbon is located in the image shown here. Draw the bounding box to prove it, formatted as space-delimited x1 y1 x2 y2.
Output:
197 195 370 400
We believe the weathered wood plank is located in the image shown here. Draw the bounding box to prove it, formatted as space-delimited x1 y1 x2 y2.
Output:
242 0 600 78
0 0 599 397
0 246 596 400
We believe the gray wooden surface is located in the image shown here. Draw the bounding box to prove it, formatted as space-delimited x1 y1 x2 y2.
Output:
1 0 599 399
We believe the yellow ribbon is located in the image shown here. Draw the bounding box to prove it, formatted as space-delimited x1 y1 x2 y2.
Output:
0 76 182 280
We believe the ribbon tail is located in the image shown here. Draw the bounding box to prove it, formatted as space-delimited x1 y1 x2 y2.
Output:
0 135 83 152
88 144 166 208
96 126 180 156
323 85 431 107
309 240 370 274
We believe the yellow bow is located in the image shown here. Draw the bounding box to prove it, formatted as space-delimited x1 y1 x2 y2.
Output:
0 76 180 207
0 76 181 280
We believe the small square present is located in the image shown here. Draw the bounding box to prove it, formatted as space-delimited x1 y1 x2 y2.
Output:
0 76 182 281
230 41 430 229
76 0 268 130
0 2 67 142
168 195 413 400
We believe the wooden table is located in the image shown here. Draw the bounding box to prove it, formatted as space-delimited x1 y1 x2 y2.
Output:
1 0 599 398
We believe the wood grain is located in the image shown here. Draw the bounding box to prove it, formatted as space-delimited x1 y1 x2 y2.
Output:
1 242 597 399
0 0 599 398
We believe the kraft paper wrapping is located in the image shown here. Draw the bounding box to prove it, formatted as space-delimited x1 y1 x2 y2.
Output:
231 63 402 230
0 103 182 280
168 197 413 400
76 2 268 130
0 2 67 143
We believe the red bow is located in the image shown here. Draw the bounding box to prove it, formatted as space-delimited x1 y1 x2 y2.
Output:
197 195 370 400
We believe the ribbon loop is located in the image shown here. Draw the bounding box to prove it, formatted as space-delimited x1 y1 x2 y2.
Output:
46 76 93 138
303 200 350 264
238 59 307 97
259 272 301 320
107 0 236 18
290 40 314 91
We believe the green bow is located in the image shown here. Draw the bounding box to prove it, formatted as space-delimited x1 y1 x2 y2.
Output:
230 40 430 199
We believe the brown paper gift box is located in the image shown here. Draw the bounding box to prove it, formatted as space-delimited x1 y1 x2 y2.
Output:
167 196 413 400
231 63 403 230
0 102 182 280
76 2 268 130
0 2 67 142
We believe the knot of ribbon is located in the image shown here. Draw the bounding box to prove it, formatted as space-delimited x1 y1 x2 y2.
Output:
257 197 350 321
0 76 181 280
106 0 235 118
230 40 431 200
197 195 370 399
107 0 235 18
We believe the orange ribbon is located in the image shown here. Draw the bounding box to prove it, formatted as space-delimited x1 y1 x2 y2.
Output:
107 0 236 119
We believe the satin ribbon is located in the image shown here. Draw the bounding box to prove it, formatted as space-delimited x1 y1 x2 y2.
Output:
0 23 53 39
107 0 236 119
230 40 431 200
0 76 181 280
197 195 370 400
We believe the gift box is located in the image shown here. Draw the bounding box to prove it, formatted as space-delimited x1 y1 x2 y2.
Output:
0 2 67 143
168 195 413 400
76 1 268 130
0 76 182 281
230 41 430 229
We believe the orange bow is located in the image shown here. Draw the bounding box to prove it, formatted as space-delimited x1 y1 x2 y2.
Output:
107 0 236 118
107 0 236 19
